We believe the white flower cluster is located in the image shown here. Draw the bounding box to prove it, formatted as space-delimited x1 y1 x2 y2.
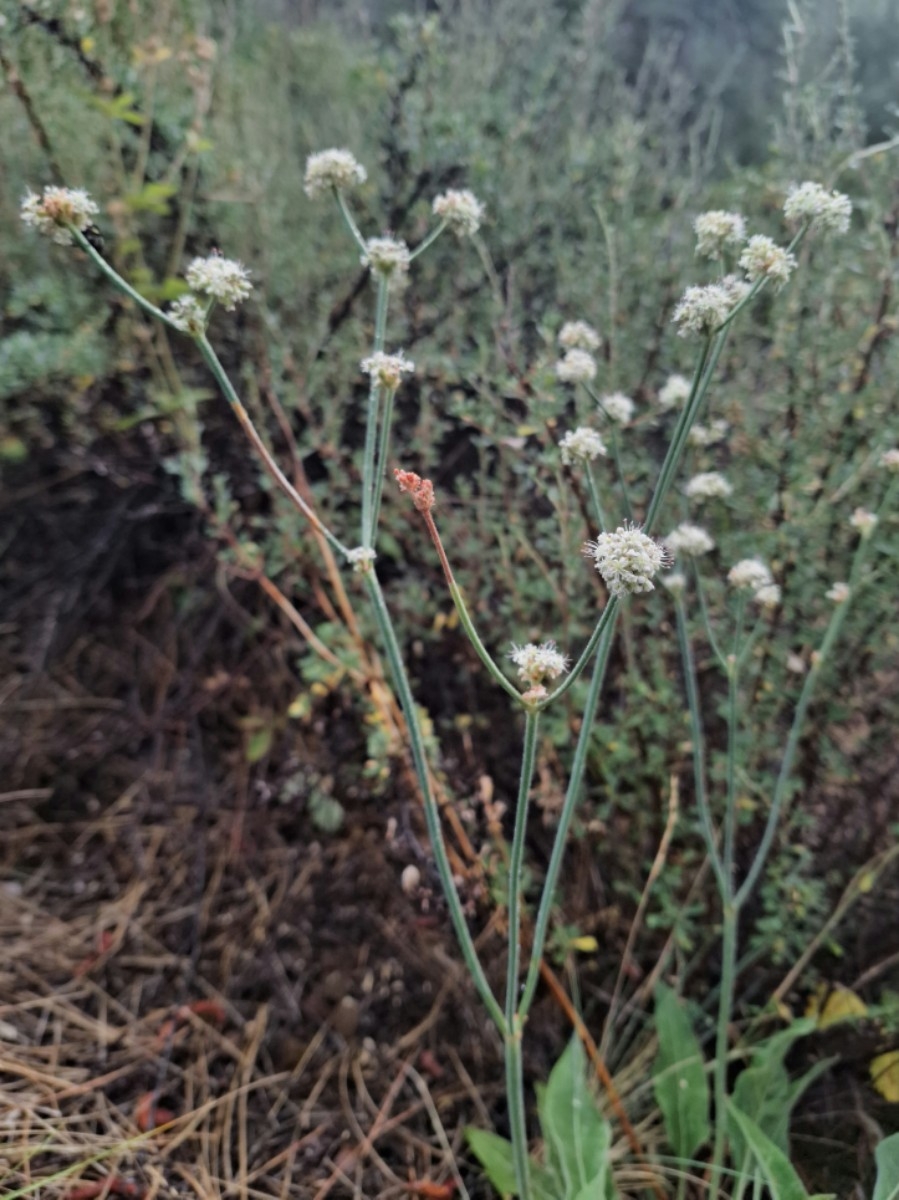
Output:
361 351 414 390
559 427 607 465
783 182 852 235
555 349 597 384
432 189 484 237
688 419 729 448
666 523 715 557
598 392 634 425
168 295 208 336
880 448 899 473
658 373 691 410
662 572 688 595
694 210 747 258
185 254 253 310
850 508 878 537
685 471 733 500
739 235 797 287
558 320 601 352
345 546 377 574
362 237 411 281
826 582 850 603
586 523 667 597
509 641 569 688
304 149 367 198
672 283 734 338
728 558 780 606
21 186 99 245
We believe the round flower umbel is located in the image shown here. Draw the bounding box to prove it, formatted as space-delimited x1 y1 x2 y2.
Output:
685 471 733 500
345 546 377 575
826 582 850 603
509 641 569 690
694 210 747 258
432 189 484 238
303 149 367 198
783 182 852 235
185 253 252 310
658 373 691 410
672 283 733 338
362 237 411 282
558 320 601 352
559 427 607 465
728 558 773 593
168 295 208 336
665 523 715 557
850 508 878 538
880 448 899 473
739 235 797 287
586 523 668 597
598 392 635 425
21 186 99 245
555 349 597 384
361 351 414 391
688 419 729 448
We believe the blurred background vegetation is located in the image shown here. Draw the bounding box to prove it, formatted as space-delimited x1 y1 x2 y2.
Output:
2 0 899 1186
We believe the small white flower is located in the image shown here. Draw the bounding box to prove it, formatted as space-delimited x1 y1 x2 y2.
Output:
665 523 715 557
598 392 635 425
345 546 377 574
672 283 732 337
720 273 752 307
685 471 733 500
688 419 729 448
555 349 597 384
826 582 850 603
304 149 367 198
754 583 781 608
728 558 773 592
662 572 687 595
432 189 484 237
658 373 692 410
21 185 99 245
739 235 797 287
361 351 414 391
559 427 607 465
783 182 852 234
880 448 899 473
509 641 569 688
586 523 668 597
849 508 878 537
168 294 207 335
185 253 252 310
694 210 747 258
558 320 601 352
361 237 411 281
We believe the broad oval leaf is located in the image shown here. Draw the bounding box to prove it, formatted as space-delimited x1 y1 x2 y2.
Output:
652 983 710 1159
726 1099 810 1200
874 1132 899 1200
537 1036 614 1199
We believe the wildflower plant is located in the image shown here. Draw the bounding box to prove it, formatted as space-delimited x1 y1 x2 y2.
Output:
22 166 896 1200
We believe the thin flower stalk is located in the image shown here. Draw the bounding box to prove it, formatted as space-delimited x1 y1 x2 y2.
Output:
71 226 184 332
534 597 619 709
585 461 608 531
361 278 390 546
409 220 448 261
364 570 505 1031
335 188 368 254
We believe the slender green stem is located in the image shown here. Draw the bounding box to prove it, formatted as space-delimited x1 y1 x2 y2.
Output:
364 571 506 1031
409 220 448 260
334 188 368 254
674 597 728 895
709 904 739 1200
607 425 634 523
361 278 390 546
370 384 396 536
70 227 182 332
519 615 617 1018
447 580 524 703
692 564 727 669
535 596 619 709
505 710 540 1200
585 461 608 531
723 599 746 892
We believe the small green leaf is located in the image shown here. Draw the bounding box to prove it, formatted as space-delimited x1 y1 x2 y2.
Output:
245 725 273 763
726 1099 810 1200
874 1132 899 1200
537 1036 613 1198
465 1128 516 1195
652 983 710 1159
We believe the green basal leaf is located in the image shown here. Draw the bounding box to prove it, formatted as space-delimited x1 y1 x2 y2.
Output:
652 983 710 1159
466 1128 517 1195
537 1036 613 1199
873 1132 899 1200
726 1099 810 1200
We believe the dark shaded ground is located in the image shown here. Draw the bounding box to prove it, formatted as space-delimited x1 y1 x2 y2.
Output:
2 457 899 1199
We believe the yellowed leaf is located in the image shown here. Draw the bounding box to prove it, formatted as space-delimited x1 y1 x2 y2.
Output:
805 983 868 1028
871 1051 899 1102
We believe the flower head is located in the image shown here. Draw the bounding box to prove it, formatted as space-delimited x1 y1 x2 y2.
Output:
361 351 414 391
850 507 878 537
658 373 691 411
598 392 635 425
304 149 367 198
586 522 668 597
728 558 773 593
688 419 729 448
21 186 99 245
672 283 732 337
555 349 597 384
509 641 569 689
665 523 715 557
720 273 752 307
168 294 207 336
783 182 852 235
394 469 435 513
185 253 252 310
432 189 484 237
559 427 607 465
345 546 377 574
826 582 850 603
558 320 601 352
662 572 688 595
754 583 781 608
362 237 411 281
694 210 747 258
739 235 797 287
685 471 733 500
880 448 899 473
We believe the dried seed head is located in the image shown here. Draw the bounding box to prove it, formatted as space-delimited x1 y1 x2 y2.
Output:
21 186 99 245
394 469 435 513
303 149 367 198
586 523 668 597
